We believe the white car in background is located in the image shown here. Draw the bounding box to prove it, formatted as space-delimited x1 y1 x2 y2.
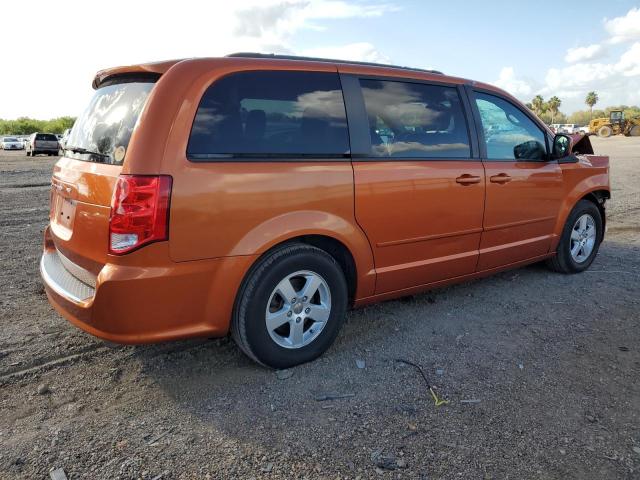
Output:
1 137 24 150
559 124 580 134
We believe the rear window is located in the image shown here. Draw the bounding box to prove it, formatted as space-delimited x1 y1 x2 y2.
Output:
65 80 155 165
36 133 58 141
187 70 350 159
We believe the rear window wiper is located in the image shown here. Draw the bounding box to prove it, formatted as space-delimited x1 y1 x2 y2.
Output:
65 146 111 160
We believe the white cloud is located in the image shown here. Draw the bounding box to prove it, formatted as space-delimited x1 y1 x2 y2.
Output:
616 42 640 76
564 44 606 63
0 0 394 119
545 63 611 91
233 1 397 49
605 7 640 44
493 67 533 96
300 42 390 63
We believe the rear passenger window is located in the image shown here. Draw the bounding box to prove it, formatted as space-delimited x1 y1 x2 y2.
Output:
474 92 547 161
359 79 471 158
188 71 349 158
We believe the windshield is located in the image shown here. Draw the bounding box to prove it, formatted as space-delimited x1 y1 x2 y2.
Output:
4 137 18 142
65 81 155 165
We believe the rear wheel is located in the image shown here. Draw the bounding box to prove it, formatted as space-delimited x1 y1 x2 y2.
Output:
629 125 640 137
232 243 348 368
547 200 603 274
597 125 612 138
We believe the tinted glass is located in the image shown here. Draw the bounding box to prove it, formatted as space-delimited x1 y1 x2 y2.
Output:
65 81 155 165
475 92 547 161
188 71 349 158
359 79 470 158
36 133 58 141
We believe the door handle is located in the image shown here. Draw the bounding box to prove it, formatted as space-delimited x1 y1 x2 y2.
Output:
455 174 481 185
489 173 512 184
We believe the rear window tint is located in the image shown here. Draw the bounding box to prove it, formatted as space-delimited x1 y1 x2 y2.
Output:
188 71 349 159
65 81 154 165
36 133 58 141
359 79 471 159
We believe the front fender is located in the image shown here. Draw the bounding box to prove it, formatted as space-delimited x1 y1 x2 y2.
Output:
550 160 610 251
229 210 376 298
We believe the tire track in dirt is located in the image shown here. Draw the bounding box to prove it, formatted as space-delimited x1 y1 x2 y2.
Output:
0 339 211 382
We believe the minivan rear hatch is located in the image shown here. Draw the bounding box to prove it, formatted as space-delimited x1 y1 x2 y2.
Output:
50 77 157 273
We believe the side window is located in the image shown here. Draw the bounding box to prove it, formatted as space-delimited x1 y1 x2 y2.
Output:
188 71 349 158
359 79 471 159
474 92 547 161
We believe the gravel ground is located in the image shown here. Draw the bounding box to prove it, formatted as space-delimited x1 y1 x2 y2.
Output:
1 137 639 480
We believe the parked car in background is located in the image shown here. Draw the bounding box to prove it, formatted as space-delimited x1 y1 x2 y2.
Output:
577 125 590 134
549 123 562 133
26 132 59 156
1 136 24 150
41 54 611 368
559 124 580 134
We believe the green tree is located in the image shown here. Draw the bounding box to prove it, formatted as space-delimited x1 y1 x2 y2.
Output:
547 96 561 124
531 95 545 117
585 91 598 120
0 116 76 135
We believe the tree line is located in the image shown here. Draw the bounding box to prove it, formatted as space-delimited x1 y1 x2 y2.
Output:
525 91 640 126
0 117 76 135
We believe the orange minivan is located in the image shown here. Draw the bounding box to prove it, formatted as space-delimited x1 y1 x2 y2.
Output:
41 54 610 368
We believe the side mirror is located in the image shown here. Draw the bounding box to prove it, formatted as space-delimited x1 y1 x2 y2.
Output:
552 134 572 159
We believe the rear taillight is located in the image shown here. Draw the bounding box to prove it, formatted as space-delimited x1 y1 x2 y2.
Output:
109 175 172 255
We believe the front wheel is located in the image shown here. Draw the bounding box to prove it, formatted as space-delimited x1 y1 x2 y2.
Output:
597 125 612 138
232 243 348 369
547 200 603 273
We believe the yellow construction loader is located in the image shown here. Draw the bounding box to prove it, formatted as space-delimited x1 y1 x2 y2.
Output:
589 110 640 137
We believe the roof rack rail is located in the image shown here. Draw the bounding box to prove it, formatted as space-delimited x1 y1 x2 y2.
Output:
226 52 443 75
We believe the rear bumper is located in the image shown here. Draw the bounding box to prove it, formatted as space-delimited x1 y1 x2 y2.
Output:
41 226 256 344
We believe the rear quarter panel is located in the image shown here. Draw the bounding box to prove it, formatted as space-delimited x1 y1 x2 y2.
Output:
141 58 376 299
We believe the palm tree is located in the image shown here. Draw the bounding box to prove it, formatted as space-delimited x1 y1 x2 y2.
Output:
531 95 545 117
585 92 598 120
548 96 561 124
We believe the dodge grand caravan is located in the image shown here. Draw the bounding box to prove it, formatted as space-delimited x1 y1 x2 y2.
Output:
41 54 610 368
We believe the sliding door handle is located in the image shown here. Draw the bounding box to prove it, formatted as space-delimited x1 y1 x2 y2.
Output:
490 173 512 184
455 174 481 185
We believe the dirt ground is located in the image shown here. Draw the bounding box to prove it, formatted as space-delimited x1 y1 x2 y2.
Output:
1 137 639 480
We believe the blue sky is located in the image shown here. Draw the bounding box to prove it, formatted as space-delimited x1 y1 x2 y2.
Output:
2 0 639 118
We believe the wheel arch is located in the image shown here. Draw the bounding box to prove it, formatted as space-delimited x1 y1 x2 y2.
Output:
551 186 610 251
228 211 376 301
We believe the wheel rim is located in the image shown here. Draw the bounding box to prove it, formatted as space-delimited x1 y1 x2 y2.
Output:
570 214 597 263
265 270 331 349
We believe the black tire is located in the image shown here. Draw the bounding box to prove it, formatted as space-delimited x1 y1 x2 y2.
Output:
629 125 640 137
547 200 603 274
232 243 348 369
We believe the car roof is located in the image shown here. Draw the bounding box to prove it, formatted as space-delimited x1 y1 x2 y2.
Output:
92 54 497 92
